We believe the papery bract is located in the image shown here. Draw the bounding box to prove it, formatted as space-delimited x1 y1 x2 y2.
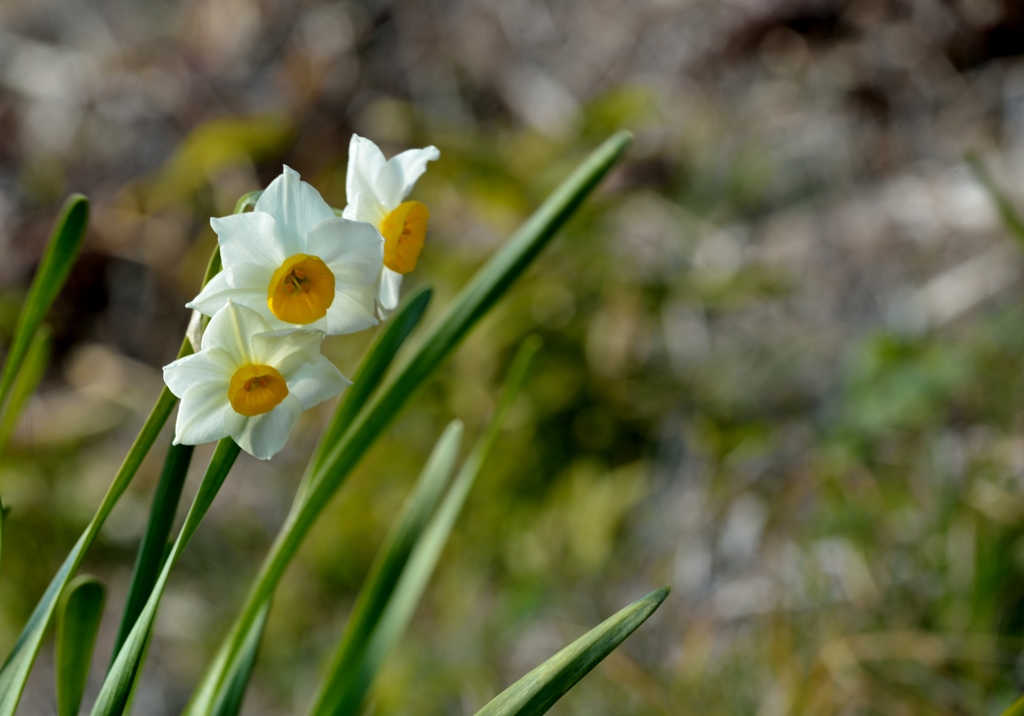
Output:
163 301 348 459
342 134 439 314
189 166 383 335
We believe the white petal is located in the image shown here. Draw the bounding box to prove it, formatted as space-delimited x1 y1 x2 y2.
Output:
189 263 273 321
391 145 440 200
251 328 323 375
376 267 403 312
374 161 406 212
325 286 378 335
175 380 231 446
307 218 383 286
226 393 302 460
376 145 439 208
346 135 387 206
186 271 251 318
212 212 290 269
226 262 274 291
259 312 329 333
202 301 272 363
163 349 234 398
341 191 388 226
255 166 336 246
288 355 349 410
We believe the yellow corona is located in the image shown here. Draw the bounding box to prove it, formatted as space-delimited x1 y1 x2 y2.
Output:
228 364 288 416
267 254 335 324
379 201 429 274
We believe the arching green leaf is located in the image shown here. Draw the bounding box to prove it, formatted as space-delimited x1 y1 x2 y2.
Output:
0 323 51 454
474 588 670 716
56 576 107 716
109 440 194 670
308 337 540 716
91 439 241 716
0 195 87 417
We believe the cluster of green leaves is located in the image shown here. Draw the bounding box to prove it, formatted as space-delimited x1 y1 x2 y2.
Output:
0 132 668 715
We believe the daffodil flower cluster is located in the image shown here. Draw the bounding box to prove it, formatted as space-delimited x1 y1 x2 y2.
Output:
163 135 439 459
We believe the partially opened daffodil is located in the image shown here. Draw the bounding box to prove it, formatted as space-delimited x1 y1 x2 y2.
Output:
163 301 348 459
189 166 383 335
342 134 439 313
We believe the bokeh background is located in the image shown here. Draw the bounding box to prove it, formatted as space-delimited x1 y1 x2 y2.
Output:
4 0 1024 713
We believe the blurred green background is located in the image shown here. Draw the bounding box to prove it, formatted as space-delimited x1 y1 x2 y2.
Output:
4 0 1024 713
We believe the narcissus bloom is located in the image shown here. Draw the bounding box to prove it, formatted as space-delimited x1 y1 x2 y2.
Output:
189 166 383 335
342 134 439 313
163 301 348 459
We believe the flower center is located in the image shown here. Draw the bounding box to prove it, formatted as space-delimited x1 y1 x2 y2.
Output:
228 364 288 417
267 254 335 324
379 201 429 274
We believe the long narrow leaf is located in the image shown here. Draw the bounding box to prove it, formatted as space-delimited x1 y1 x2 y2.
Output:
209 600 271 716
306 420 463 715
187 131 632 716
310 337 540 716
474 587 670 716
0 324 51 454
0 195 87 415
300 284 433 500
55 576 106 716
91 439 241 716
0 233 228 715
109 439 195 669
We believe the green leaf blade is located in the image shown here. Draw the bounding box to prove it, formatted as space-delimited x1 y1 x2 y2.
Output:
91 439 241 716
0 323 51 454
209 600 271 716
109 439 195 670
306 420 464 716
311 336 541 716
474 587 670 716
300 285 433 498
0 195 88 414
56 576 107 716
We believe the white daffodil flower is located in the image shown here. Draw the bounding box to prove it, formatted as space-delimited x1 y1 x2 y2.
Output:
163 301 348 460
342 134 439 314
189 166 383 335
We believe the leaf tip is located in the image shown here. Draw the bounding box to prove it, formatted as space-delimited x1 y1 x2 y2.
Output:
62 193 90 221
407 283 434 309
